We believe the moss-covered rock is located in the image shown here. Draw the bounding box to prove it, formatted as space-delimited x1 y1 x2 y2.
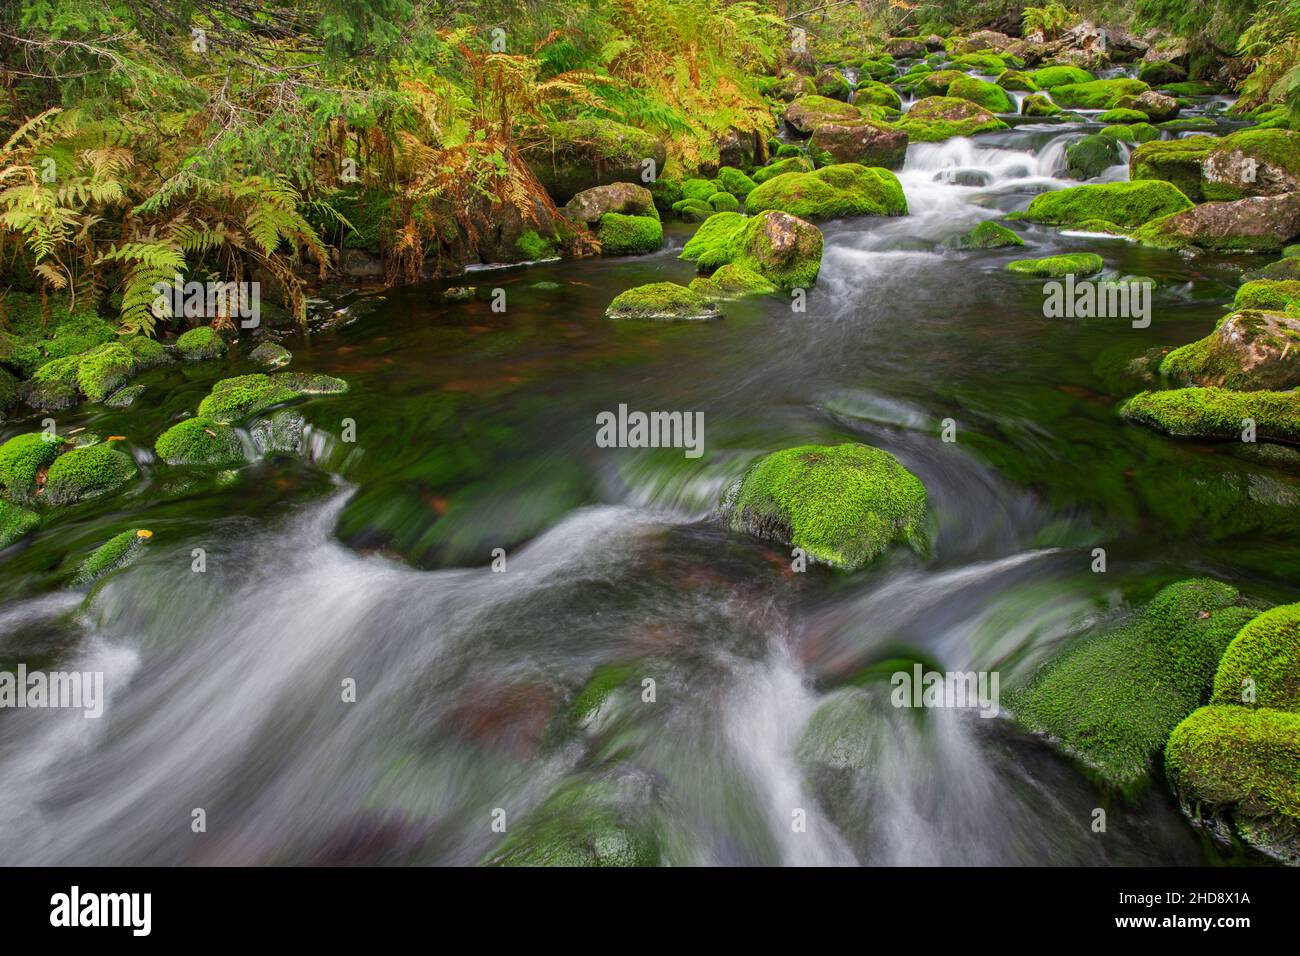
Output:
951 52 1007 74
1114 90 1180 122
126 334 171 370
24 354 82 410
1121 387 1300 443
75 342 135 402
1097 107 1149 124
0 499 39 549
1049 78 1149 110
1161 310 1300 390
1007 579 1260 791
1021 180 1193 228
732 210 823 291
670 198 713 221
783 95 863 133
1020 93 1062 117
1138 60 1187 85
595 213 664 255
1129 136 1215 201
1101 122 1160 144
915 69 965 96
1030 66 1095 89
897 96 1008 142
1202 128 1300 202
155 417 246 467
1212 603 1300 710
751 155 815 185
688 263 778 300
947 76 1014 113
523 117 666 205
43 441 138 505
561 182 658 224
272 372 347 395
680 212 748 270
0 294 117 377
1005 253 1104 277
723 442 927 571
72 529 150 585
708 192 740 212
853 79 903 110
605 282 720 321
1131 192 1300 254
714 166 757 199
249 342 292 368
961 220 1024 248
176 326 226 361
680 178 718 203
1165 706 1300 862
0 431 68 502
995 69 1039 92
1065 134 1122 180
807 119 908 169
745 163 906 220
197 373 299 423
814 68 852 101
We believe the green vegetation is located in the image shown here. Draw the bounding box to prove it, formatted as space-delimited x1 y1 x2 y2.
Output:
1122 387 1300 442
155 418 246 468
745 164 907 220
605 282 720 321
73 529 149 585
1211 603 1300 709
1020 181 1194 228
725 443 928 571
1006 253 1104 277
42 442 138 506
0 432 67 502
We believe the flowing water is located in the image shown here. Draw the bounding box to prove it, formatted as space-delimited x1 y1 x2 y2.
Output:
1 79 1295 866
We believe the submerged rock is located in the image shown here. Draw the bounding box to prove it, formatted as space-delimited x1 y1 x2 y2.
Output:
1005 253 1103 277
72 529 150 585
249 342 292 368
605 282 720 321
723 442 928 570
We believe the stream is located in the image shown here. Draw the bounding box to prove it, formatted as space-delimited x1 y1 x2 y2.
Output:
1 72 1296 866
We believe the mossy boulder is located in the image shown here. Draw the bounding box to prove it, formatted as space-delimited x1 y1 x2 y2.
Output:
1065 134 1122 180
1138 60 1187 85
670 198 713 221
0 499 39 549
853 80 903 111
1129 136 1215 201
524 118 665 204
72 529 150 585
680 212 748 270
1212 604 1300 710
946 76 1014 113
1020 180 1193 228
481 771 662 867
1005 253 1104 277
1031 66 1094 89
1048 78 1149 110
714 166 757 199
681 178 718 203
814 68 852 101
24 354 82 410
683 210 823 293
0 432 67 502
746 163 906 221
915 70 965 96
688 263 778 300
960 220 1024 248
1114 90 1180 122
605 282 720 321
783 95 864 133
1121 387 1300 443
595 213 663 255
74 342 135 402
249 342 292 368
897 96 1008 142
1202 129 1300 202
197 373 299 423
1166 706 1300 863
1161 310 1300 391
1131 192 1300 254
1020 93 1062 117
807 120 908 169
1098 108 1148 124
1235 280 1300 314
996 69 1039 92
1101 122 1161 144
1007 579 1260 791
562 182 658 224
43 441 138 506
271 371 347 395
0 294 116 377
723 442 928 571
155 417 246 467
176 326 226 361
751 155 815 185
951 52 1009 74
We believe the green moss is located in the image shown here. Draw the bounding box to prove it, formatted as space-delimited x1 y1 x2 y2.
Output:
965 220 1024 248
1065 134 1122 179
897 96 1008 141
197 373 299 423
595 213 663 255
688 263 778 299
1049 78 1149 110
1234 280 1300 314
176 326 226 361
947 76 1013 113
249 342 292 367
1020 93 1061 117
951 53 1007 73
1098 108 1148 123
725 442 927 570
272 372 348 394
1159 309 1300 389
43 441 138 505
569 662 640 728
1021 180 1193 228
1138 60 1187 85
1005 253 1104 277
1158 80 1220 97
1121 387 1300 443
1203 128 1300 202
0 499 39 549
1129 136 1215 202
745 163 907 220
1166 706 1300 823
751 156 814 185
0 293 116 376
125 335 170 369
1031 66 1095 89
714 166 757 198
670 198 713 221
996 69 1039 92
1101 122 1160 144
1211 604 1300 710
853 80 902 110
75 342 135 402
72 529 148 585
25 354 83 410
915 70 965 96
1007 579 1260 792
708 191 740 212
605 282 719 321
680 212 747 270
0 432 67 502
155 417 246 467
730 210 823 291
516 228 557 260
680 178 718 202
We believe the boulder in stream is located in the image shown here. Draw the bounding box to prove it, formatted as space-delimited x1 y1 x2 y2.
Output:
1131 191 1300 254
155 417 246 467
1160 310 1300 391
1020 180 1194 229
896 96 1008 142
807 120 908 169
1121 387 1300 443
745 163 907 220
605 282 720 321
